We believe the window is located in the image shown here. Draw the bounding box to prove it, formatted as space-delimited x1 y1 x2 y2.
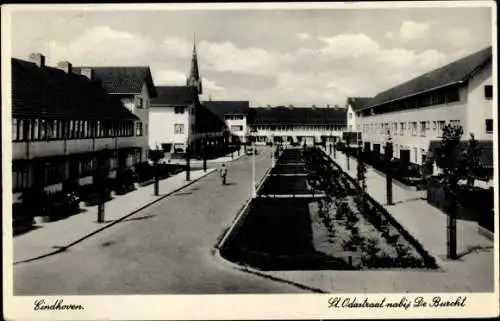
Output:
136 122 143 136
19 119 25 141
231 125 243 132
410 122 417 136
485 85 493 99
414 148 418 163
450 120 460 127
437 121 446 136
136 97 144 109
446 88 460 103
432 121 437 131
191 107 195 115
33 119 39 140
348 113 353 119
174 123 184 134
174 106 185 114
40 119 47 140
45 161 65 186
12 166 29 191
486 119 493 133
12 119 18 141
420 121 426 136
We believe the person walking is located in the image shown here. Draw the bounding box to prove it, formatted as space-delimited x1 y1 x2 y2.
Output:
220 163 228 185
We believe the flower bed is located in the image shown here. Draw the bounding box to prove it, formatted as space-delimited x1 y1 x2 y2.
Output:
310 196 429 269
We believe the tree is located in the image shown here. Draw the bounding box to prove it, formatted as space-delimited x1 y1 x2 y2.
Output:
437 124 463 259
356 144 368 213
384 133 394 206
462 133 482 187
149 147 164 196
95 148 112 223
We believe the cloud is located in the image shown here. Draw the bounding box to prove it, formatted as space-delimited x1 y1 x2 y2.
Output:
318 34 380 58
399 21 431 40
296 32 310 41
203 78 224 91
41 26 154 65
385 31 394 39
35 26 461 107
160 37 193 58
446 28 473 47
154 69 187 85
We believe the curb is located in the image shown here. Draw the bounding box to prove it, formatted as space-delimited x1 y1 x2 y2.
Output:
14 169 217 265
215 166 271 251
213 165 327 294
212 251 326 293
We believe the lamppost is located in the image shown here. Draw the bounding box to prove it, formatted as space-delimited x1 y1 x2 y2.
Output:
96 147 111 223
185 145 191 181
151 147 163 196
346 135 351 171
202 137 207 173
333 137 337 159
252 140 256 198
384 131 394 206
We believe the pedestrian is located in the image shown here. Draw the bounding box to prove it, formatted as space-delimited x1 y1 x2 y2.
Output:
220 163 228 185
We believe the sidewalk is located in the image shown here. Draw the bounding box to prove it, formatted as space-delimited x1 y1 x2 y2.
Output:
330 151 493 259
219 149 494 293
13 169 216 264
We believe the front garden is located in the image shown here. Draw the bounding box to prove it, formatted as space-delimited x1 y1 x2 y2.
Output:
220 147 438 270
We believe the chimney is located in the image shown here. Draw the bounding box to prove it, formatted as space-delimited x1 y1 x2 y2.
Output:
57 61 72 74
29 53 45 67
80 67 93 80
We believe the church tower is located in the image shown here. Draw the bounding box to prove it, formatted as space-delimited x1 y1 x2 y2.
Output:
187 39 202 94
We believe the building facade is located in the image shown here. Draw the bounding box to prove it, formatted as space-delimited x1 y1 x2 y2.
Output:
149 86 198 152
248 106 346 145
73 66 157 162
356 46 493 168
12 54 143 201
203 101 250 143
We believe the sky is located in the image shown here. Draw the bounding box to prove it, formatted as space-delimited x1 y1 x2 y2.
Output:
9 4 493 107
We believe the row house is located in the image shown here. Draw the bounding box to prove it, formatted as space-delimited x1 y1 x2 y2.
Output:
11 54 144 200
203 100 250 144
73 65 157 162
248 106 346 145
353 46 493 174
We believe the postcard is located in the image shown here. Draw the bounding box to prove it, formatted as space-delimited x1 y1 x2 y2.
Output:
2 1 498 320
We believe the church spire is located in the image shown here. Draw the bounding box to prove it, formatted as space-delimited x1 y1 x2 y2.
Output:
187 35 202 94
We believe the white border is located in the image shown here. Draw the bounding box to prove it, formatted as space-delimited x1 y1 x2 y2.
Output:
2 2 499 320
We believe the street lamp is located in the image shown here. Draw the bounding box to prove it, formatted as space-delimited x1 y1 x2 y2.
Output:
185 146 191 181
150 147 163 196
252 140 256 198
96 147 111 223
346 135 351 171
202 137 207 173
384 130 394 206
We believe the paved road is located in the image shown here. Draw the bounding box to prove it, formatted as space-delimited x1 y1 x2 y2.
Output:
14 148 308 294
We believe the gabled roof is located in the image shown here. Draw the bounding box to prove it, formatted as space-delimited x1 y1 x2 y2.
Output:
249 106 346 126
73 66 157 98
346 97 373 112
362 46 492 110
202 101 250 119
12 58 138 120
150 86 198 106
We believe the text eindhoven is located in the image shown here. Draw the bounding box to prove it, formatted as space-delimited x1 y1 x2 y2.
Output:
33 299 84 311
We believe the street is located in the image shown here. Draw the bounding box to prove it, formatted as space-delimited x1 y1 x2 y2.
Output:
14 147 308 294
